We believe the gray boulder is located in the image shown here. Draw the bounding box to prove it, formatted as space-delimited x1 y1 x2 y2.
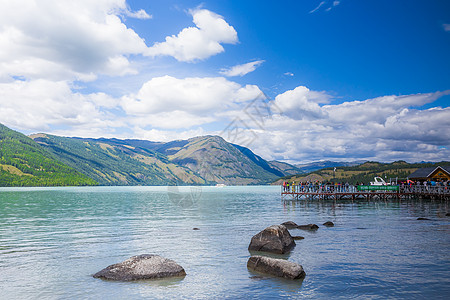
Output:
297 224 319 230
93 254 186 281
247 256 306 280
248 225 295 254
281 221 298 229
323 221 334 227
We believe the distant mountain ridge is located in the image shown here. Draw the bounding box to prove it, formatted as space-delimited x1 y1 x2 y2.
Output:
294 160 365 174
28 131 295 186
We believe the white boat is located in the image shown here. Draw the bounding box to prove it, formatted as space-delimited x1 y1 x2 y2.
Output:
370 177 389 186
215 183 226 187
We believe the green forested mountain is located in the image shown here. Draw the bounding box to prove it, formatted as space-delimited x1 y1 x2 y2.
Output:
31 135 287 185
0 124 97 186
31 134 205 186
275 161 450 185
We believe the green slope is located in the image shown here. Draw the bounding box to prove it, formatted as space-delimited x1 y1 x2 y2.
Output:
0 124 97 186
31 134 205 186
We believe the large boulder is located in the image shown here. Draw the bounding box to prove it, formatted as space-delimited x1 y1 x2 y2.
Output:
248 225 295 254
247 256 306 280
93 254 186 281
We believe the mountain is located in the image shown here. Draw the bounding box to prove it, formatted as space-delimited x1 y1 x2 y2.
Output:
30 134 292 185
0 124 97 186
165 136 282 185
268 161 303 176
31 134 205 186
275 160 450 185
294 160 364 174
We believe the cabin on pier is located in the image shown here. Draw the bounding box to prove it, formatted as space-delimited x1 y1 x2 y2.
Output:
408 166 450 182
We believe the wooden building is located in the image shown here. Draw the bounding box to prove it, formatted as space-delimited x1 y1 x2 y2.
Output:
408 166 450 182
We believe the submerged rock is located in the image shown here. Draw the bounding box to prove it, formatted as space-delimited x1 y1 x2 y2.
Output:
296 224 319 230
248 225 295 254
417 217 431 220
247 256 306 280
193 228 200 230
292 236 305 240
281 221 299 229
323 221 334 227
93 254 186 281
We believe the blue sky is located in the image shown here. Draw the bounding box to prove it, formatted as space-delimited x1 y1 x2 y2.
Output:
0 0 449 163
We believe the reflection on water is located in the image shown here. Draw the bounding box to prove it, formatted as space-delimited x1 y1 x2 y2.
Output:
0 186 449 299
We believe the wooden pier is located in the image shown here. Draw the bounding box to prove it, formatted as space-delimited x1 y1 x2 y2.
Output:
281 184 450 201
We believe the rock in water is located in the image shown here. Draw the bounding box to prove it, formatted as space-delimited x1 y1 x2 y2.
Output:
247 256 306 280
323 221 334 227
292 236 305 240
93 254 186 281
281 221 299 229
297 224 319 230
248 225 295 254
417 217 431 220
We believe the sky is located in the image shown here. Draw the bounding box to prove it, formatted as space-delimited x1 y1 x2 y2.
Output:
0 0 449 164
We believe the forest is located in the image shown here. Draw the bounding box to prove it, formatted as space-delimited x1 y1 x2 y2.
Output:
0 124 97 187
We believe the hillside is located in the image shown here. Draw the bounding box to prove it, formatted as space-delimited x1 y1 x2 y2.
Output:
269 161 303 176
0 124 97 186
31 134 205 186
275 161 450 185
165 136 282 185
294 160 364 174
30 134 291 186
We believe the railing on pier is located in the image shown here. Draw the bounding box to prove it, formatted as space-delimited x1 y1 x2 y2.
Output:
281 184 450 201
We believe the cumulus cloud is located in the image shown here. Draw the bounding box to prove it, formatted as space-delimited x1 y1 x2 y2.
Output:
272 86 331 120
0 79 121 135
220 60 264 77
121 75 262 129
147 9 238 62
226 88 450 163
0 0 149 81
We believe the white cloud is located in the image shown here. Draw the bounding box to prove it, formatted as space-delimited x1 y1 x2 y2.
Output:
121 75 262 129
443 24 450 32
272 86 331 120
0 79 121 134
122 75 261 114
124 9 152 20
221 87 450 163
220 60 264 77
147 9 238 62
284 72 294 76
0 0 149 81
310 1 326 14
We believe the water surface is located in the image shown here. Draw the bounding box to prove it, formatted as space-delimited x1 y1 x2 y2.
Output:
0 186 449 299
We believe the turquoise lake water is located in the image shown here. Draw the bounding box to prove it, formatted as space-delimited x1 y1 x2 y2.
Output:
0 186 449 299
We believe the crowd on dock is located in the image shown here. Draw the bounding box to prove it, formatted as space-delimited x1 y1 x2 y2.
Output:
282 180 450 193
282 181 358 193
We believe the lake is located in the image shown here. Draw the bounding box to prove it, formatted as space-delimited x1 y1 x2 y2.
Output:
0 186 449 299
